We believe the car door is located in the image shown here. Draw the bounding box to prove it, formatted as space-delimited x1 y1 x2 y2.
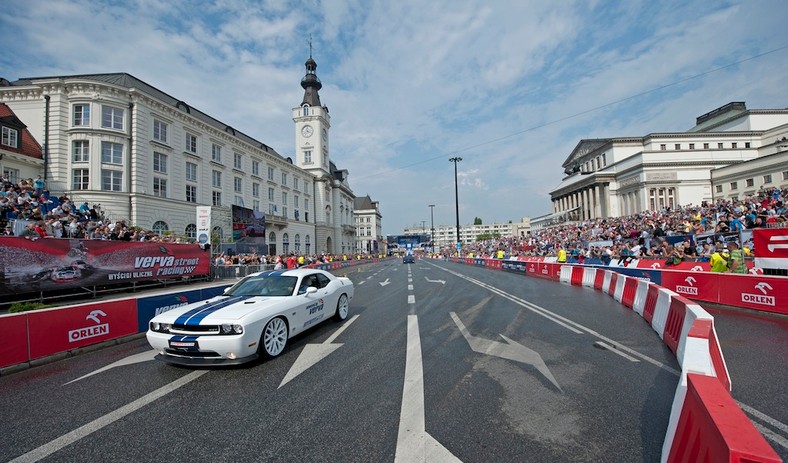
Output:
298 273 329 330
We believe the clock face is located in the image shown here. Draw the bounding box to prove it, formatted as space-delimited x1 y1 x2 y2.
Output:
302 125 314 138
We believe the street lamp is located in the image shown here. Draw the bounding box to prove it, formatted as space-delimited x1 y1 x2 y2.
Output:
428 204 435 254
449 156 462 255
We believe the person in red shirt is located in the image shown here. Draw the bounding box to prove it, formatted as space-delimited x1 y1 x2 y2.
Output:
34 221 48 238
286 253 297 269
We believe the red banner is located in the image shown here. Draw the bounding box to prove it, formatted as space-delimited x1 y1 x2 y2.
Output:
754 228 788 270
27 300 138 360
0 314 29 368
661 271 720 304
717 274 788 315
0 237 211 297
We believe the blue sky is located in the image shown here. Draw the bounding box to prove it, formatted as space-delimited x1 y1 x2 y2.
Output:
1 0 787 235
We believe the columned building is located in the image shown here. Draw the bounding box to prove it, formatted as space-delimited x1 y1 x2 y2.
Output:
550 102 788 220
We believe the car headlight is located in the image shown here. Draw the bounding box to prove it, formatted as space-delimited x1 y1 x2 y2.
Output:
149 322 172 333
221 324 244 335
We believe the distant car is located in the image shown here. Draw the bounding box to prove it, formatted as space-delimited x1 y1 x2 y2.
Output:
146 268 354 366
403 254 415 264
51 266 81 282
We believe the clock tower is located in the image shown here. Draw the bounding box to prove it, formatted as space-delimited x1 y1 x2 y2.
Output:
294 53 330 177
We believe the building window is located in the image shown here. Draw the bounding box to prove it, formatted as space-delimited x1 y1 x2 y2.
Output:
294 177 299 191
268 187 274 201
101 170 122 191
72 140 89 162
746 178 754 187
73 104 90 126
718 142 724 149
185 162 197 182
253 200 260 211
302 104 309 116
783 171 788 181
153 152 168 174
101 142 123 164
731 142 738 149
1 127 18 148
715 185 723 193
101 105 124 130
212 191 222 206
703 143 710 149
267 166 275 180
153 178 167 197
252 182 260 197
152 221 169 235
186 184 197 203
252 160 259 176
212 170 222 188
659 144 666 151
72 169 89 190
153 119 168 143
234 195 244 206
282 191 288 205
674 144 681 150
234 152 243 169
763 174 772 184
304 150 312 163
294 195 299 207
282 206 288 218
234 177 242 193
648 187 675 210
186 133 198 153
211 143 221 162
282 172 287 186
689 143 695 149
185 224 197 241
730 182 738 190
745 142 751 148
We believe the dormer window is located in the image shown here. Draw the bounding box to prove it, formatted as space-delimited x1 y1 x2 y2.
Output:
1 126 18 148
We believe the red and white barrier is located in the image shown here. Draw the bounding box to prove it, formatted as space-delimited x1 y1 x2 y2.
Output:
582 267 597 288
632 280 652 316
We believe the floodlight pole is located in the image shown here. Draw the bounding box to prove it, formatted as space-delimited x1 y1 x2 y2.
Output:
449 157 462 254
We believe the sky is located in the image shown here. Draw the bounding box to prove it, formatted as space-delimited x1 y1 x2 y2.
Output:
1 0 787 236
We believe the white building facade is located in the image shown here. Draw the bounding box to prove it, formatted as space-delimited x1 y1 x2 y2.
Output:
404 217 531 247
353 195 383 254
0 56 356 255
550 102 788 220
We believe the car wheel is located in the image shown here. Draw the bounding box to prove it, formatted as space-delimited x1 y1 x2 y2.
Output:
333 294 349 321
260 317 288 358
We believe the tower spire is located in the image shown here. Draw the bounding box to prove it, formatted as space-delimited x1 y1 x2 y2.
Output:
301 38 322 106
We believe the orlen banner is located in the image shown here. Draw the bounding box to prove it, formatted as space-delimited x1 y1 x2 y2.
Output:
718 274 787 315
0 238 211 297
27 300 138 360
754 228 788 270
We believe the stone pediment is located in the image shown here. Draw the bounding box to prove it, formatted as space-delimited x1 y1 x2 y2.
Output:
562 139 609 168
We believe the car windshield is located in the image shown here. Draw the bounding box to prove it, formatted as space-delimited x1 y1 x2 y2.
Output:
226 275 298 297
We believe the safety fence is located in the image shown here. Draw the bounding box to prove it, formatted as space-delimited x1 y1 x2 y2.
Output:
449 256 782 462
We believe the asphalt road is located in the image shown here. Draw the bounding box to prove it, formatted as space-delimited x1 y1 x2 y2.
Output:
0 259 785 462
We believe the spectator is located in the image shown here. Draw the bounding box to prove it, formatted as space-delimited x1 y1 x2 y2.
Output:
727 242 748 274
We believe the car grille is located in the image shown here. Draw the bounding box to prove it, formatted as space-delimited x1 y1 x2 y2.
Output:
164 349 222 358
169 324 221 335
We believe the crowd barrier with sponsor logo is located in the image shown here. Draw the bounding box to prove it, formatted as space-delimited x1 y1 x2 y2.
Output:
449 256 782 462
0 258 385 373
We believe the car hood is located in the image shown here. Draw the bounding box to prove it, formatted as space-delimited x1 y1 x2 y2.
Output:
152 295 292 324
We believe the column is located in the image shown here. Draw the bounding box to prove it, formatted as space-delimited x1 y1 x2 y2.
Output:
593 186 601 219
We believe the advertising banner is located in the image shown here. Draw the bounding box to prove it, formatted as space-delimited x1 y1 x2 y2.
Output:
196 206 211 246
231 205 266 254
661 271 719 304
0 314 29 368
0 238 211 297
717 274 788 315
136 285 230 332
27 300 137 360
753 228 788 270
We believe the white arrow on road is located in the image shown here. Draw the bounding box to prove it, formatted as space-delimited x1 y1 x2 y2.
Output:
279 315 359 388
450 312 562 392
395 315 460 462
379 278 391 286
64 349 158 385
424 277 446 285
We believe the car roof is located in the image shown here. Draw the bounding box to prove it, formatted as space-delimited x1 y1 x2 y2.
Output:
248 268 329 278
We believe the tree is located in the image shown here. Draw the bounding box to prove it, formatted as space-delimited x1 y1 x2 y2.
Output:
474 217 483 225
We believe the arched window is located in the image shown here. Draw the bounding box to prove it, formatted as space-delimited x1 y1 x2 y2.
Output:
185 224 197 242
295 234 301 253
268 231 277 256
325 205 331 224
152 221 169 235
282 233 290 255
302 104 309 116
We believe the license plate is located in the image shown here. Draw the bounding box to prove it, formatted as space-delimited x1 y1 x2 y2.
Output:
170 341 197 348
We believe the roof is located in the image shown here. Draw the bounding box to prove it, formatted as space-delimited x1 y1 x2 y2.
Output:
354 195 376 210
11 73 284 160
0 102 43 159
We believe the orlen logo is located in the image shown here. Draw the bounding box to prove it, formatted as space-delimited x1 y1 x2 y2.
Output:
675 276 699 296
650 262 661 269
742 282 775 307
690 266 704 272
69 310 109 343
766 234 788 253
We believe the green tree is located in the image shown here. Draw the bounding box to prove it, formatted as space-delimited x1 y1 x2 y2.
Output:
474 217 483 225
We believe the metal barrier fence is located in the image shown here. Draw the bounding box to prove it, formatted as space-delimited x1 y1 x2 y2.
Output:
211 264 276 280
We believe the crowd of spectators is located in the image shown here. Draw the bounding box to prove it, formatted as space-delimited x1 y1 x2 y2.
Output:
441 188 787 264
0 175 180 242
213 251 384 268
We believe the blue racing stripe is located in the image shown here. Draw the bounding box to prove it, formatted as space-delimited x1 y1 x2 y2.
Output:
175 295 253 326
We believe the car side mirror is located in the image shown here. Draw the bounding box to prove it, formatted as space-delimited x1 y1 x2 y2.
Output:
223 287 231 294
305 286 318 295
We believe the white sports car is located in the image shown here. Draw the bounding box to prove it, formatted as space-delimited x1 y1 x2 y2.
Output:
146 268 354 366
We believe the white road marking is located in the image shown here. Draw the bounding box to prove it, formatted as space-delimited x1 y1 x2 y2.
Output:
395 315 461 462
279 315 359 388
11 370 207 463
64 349 158 385
408 295 416 304
594 341 640 362
408 284 414 290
